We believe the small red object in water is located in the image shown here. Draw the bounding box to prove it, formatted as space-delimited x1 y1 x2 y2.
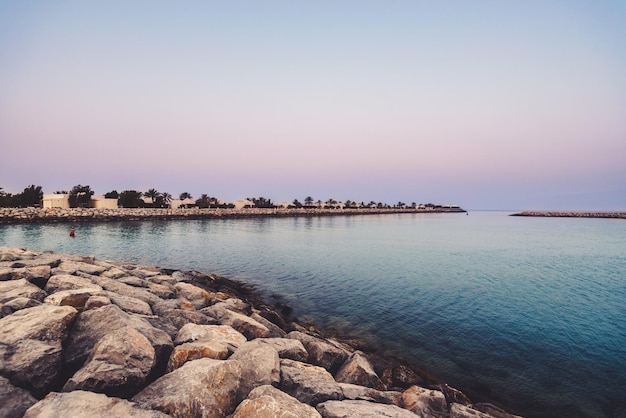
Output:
69 229 75 237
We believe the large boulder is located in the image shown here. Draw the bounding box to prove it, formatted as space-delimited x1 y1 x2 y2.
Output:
0 376 37 418
234 337 308 362
287 331 350 374
23 390 170 418
0 279 47 304
107 292 153 315
44 288 105 310
133 358 242 418
45 274 101 293
166 340 230 372
89 276 163 306
55 260 107 276
230 341 281 402
0 304 77 396
279 359 343 406
339 383 402 406
334 350 386 390
316 399 418 417
400 385 447 418
450 403 493 418
174 323 247 351
232 385 322 418
202 305 271 339
63 326 156 398
63 304 172 373
173 282 214 309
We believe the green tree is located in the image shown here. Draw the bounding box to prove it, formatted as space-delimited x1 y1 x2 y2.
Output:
0 187 14 208
304 196 314 206
104 190 119 199
118 190 144 208
143 189 160 208
155 192 172 208
179 192 192 200
196 194 210 208
68 185 94 208
16 184 43 207
292 199 302 208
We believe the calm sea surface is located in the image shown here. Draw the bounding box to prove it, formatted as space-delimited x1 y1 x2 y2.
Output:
1 211 624 418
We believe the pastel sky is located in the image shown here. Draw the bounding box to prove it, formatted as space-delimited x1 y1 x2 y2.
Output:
1 1 625 210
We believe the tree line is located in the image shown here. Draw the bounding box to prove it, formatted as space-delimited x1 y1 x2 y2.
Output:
1 184 431 210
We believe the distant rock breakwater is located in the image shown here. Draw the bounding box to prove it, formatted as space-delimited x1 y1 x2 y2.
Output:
0 247 519 418
0 207 466 224
510 211 626 219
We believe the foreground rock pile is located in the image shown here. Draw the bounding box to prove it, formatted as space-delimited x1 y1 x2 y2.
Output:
0 247 519 418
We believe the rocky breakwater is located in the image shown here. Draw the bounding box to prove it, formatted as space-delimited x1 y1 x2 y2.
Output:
0 247 518 418
511 211 626 219
0 207 467 224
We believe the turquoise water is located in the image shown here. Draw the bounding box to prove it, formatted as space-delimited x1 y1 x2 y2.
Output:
1 212 624 418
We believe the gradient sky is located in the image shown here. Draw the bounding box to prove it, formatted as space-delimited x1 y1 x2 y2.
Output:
1 1 625 210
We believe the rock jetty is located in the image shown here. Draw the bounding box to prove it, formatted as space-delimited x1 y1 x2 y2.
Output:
510 211 626 219
0 207 466 224
0 247 518 418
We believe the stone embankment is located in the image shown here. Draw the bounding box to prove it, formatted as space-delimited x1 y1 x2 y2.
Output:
0 247 518 418
510 211 626 219
0 207 466 224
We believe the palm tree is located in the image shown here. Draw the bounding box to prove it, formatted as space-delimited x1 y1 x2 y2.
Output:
144 189 160 207
304 196 314 206
179 192 192 200
160 192 172 208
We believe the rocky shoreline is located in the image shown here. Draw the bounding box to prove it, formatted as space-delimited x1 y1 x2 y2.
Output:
0 207 466 224
0 247 520 418
510 211 626 219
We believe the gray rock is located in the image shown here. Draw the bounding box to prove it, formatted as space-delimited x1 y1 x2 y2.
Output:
45 274 100 293
133 358 242 418
202 305 271 339
230 341 281 402
174 282 214 309
84 295 111 310
89 275 163 306
232 385 322 418
63 326 156 397
63 304 172 372
174 323 247 351
107 292 153 315
287 331 350 374
0 304 78 395
100 266 129 279
450 403 493 418
166 340 230 372
316 399 418 417
251 311 288 337
400 385 447 418
24 390 170 418
147 282 176 299
339 383 402 405
0 376 37 418
0 279 47 304
279 359 343 406
239 337 308 362
45 288 105 310
335 351 386 390
56 260 107 275
2 296 41 314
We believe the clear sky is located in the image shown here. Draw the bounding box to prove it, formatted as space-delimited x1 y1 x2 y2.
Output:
1 1 625 210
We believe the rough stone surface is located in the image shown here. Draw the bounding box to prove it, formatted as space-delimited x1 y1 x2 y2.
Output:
232 385 322 418
0 304 78 395
107 292 153 315
287 331 350 374
44 288 104 309
174 323 247 350
401 385 448 418
166 340 230 372
235 337 308 362
335 350 386 390
24 390 170 417
203 305 271 339
279 359 343 406
63 326 156 397
45 274 102 293
316 399 419 417
450 403 494 418
0 278 47 303
230 341 281 402
339 383 402 406
174 282 213 309
133 358 242 418
0 376 38 418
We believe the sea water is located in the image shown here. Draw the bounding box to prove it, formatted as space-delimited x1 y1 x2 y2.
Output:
1 211 624 418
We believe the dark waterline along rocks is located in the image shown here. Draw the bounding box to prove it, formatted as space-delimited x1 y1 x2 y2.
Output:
0 247 520 417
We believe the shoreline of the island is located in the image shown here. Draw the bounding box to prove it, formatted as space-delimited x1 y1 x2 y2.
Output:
0 207 466 225
510 211 626 219
0 246 522 418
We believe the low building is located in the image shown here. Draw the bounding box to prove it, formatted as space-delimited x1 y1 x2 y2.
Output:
42 194 70 209
91 196 118 209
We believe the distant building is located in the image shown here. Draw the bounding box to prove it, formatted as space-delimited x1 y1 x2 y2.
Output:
91 195 118 209
233 199 254 210
42 194 118 209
